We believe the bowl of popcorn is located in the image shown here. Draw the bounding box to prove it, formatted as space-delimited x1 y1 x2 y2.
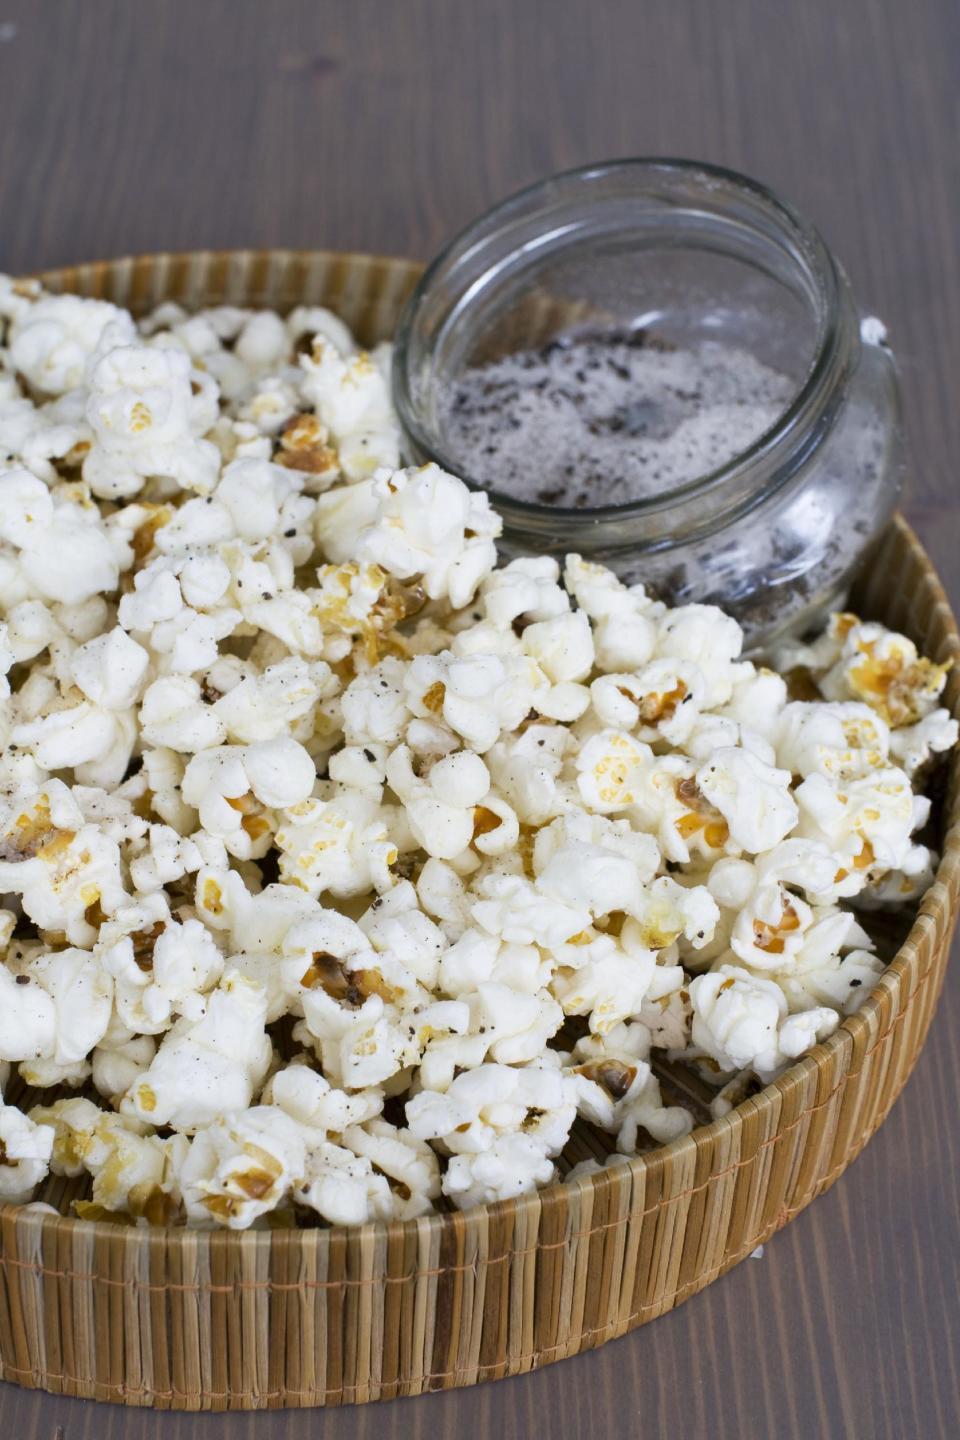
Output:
0 250 956 1412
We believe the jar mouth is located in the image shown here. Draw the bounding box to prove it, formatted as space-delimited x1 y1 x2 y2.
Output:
393 157 859 527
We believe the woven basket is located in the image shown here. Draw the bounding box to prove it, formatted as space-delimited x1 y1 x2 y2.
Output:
0 251 956 1412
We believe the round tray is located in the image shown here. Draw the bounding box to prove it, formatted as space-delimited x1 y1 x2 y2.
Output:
0 251 957 1412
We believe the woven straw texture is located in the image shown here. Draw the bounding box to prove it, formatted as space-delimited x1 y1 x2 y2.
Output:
0 250 955 1411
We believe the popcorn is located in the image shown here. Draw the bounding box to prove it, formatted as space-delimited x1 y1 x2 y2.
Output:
181 738 316 858
566 1034 693 1150
84 341 220 499
140 676 227 752
92 1033 157 1102
794 767 919 885
777 946 886 1015
443 1133 556 1208
695 748 798 854
819 618 951 726
0 780 127 944
181 1106 307 1228
533 808 660 916
688 964 839 1081
775 701 891 783
15 946 113 1087
9 292 136 395
385 745 488 860
0 277 950 1229
98 905 223 1034
480 556 569 630
29 1097 177 1221
0 1104 54 1203
550 933 671 1036
275 788 397 897
405 650 537 752
340 1118 440 1218
564 554 660 671
406 1062 575 1161
590 658 706 745
889 709 959 777
121 973 272 1132
212 656 335 743
265 1059 383 1132
0 466 119 605
356 465 500 608
655 603 748 708
300 341 400 480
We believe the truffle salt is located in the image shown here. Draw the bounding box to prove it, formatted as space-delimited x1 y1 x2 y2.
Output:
442 333 796 507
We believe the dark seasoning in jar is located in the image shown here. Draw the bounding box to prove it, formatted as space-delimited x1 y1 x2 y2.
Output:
394 161 905 646
442 329 795 510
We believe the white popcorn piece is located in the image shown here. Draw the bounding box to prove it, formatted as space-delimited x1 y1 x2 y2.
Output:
563 554 661 672
406 1061 575 1162
794 767 918 887
181 737 315 859
300 341 400 480
10 293 136 395
84 340 220 499
688 964 839 1081
98 904 224 1034
775 701 891 783
14 946 113 1087
533 808 660 917
275 788 397 898
590 658 706 745
405 650 537 753
356 465 500 608
121 973 272 1132
443 1133 557 1208
385 745 488 861
889 708 959 778
566 1034 693 1150
294 1136 394 1225
140 676 227 752
180 1105 307 1228
777 946 886 1015
265 1059 383 1132
470 870 591 952
31 1097 177 1221
0 781 127 945
359 880 446 989
0 1104 55 1203
288 913 436 1091
341 1118 440 1218
480 556 569 630
71 627 151 711
819 617 951 727
576 728 655 814
0 466 120 605
695 747 799 854
719 664 788 743
92 1033 157 1102
655 603 748 708
213 656 335 743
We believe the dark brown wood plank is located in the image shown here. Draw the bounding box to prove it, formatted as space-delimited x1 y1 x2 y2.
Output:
0 0 958 1435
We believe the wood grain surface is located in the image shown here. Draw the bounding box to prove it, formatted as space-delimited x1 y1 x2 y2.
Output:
0 1 958 1435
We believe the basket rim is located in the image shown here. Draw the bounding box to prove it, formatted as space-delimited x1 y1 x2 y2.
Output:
2 251 957 1252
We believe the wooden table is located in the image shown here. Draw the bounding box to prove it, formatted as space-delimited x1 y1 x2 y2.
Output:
1 1 958 1435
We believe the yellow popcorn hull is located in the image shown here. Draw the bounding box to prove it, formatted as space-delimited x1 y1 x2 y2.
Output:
0 250 956 1411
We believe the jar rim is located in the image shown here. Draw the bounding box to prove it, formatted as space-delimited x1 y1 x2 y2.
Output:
392 157 858 525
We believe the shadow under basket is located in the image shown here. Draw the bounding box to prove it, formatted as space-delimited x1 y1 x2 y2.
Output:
0 250 957 1411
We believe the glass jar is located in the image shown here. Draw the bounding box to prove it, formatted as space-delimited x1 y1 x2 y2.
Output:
392 159 905 648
